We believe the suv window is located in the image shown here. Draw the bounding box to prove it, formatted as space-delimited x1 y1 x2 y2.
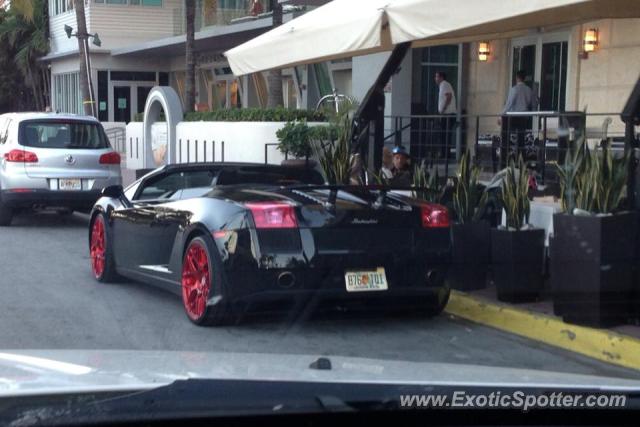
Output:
19 120 110 149
136 169 218 201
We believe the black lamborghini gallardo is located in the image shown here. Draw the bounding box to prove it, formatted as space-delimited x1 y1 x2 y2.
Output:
89 163 451 326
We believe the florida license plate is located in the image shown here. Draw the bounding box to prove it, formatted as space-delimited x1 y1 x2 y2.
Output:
345 268 388 292
58 179 81 191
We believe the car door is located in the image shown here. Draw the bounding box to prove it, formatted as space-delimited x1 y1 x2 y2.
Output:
112 171 186 275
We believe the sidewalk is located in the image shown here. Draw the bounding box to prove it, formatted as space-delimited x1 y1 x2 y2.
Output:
445 285 640 371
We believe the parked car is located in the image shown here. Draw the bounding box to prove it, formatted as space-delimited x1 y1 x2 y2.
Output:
0 113 122 226
89 163 452 326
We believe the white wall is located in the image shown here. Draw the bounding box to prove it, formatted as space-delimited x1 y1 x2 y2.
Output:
126 121 327 170
49 11 78 55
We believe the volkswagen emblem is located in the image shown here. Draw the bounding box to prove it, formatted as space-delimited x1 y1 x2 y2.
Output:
64 155 76 165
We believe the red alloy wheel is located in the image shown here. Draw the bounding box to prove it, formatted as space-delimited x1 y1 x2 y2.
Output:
182 240 211 321
90 216 106 279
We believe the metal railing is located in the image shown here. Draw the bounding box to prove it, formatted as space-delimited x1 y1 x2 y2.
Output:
383 111 636 187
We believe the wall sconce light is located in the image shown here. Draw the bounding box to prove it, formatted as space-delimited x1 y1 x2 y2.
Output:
583 28 598 53
478 42 491 61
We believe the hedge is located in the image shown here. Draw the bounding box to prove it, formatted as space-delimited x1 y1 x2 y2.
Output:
132 108 328 123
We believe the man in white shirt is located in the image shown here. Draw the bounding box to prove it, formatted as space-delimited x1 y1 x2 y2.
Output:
435 71 457 160
500 70 538 166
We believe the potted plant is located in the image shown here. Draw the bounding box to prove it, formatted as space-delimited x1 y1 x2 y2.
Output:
448 150 490 291
491 156 545 303
276 120 316 167
551 139 637 327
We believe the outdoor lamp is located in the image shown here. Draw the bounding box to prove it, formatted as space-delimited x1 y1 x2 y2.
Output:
64 24 73 39
583 28 598 52
92 34 102 47
478 42 491 61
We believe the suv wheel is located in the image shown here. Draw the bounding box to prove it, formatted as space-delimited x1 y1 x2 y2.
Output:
0 198 13 227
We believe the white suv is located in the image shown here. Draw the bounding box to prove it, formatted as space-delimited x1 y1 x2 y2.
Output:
0 113 122 226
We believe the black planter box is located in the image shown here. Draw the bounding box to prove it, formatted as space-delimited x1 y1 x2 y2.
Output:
448 221 491 291
551 212 638 327
491 228 545 303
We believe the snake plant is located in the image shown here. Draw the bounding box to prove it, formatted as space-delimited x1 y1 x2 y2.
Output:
502 156 530 230
452 149 484 224
557 138 629 214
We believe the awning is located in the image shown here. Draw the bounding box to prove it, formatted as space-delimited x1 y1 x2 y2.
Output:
225 0 640 76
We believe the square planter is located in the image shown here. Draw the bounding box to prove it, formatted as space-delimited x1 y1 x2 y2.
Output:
551 212 638 327
491 228 545 303
448 221 491 291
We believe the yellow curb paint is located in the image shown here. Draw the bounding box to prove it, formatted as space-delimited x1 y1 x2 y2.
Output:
445 290 640 371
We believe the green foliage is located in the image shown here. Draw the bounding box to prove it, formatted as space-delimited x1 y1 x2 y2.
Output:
133 108 328 123
412 162 444 203
312 98 359 185
452 149 484 224
276 120 313 159
0 0 49 111
557 138 629 214
502 156 530 230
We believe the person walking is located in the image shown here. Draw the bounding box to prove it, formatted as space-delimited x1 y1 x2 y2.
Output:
435 71 457 162
499 70 539 165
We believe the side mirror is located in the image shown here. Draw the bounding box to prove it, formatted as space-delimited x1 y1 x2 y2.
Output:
102 185 124 199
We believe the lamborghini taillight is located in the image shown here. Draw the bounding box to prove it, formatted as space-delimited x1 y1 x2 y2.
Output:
246 202 298 229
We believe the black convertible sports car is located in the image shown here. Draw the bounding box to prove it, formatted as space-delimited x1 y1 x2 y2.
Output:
89 163 452 326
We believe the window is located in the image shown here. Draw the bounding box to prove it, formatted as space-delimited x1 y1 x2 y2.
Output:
19 120 110 150
136 170 218 201
94 0 163 5
418 45 459 114
53 73 82 115
49 0 73 16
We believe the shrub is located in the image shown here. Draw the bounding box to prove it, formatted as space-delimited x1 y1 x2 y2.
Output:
502 156 530 230
133 108 328 123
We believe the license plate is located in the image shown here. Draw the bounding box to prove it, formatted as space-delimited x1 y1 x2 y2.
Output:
58 179 81 191
345 268 388 292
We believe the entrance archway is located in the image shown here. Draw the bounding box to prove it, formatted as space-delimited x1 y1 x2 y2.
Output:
143 87 184 167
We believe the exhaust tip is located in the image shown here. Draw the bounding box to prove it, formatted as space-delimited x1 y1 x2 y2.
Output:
426 269 438 285
277 271 296 288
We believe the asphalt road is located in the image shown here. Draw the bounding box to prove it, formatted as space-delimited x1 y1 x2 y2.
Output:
1 210 639 381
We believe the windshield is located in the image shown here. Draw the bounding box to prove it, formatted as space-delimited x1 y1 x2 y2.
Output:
2 0 640 423
19 120 110 149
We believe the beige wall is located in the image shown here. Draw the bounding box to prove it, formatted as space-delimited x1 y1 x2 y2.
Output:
464 18 640 148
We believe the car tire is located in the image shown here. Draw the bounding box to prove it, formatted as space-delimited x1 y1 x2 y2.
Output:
181 236 233 327
420 286 451 317
89 212 119 283
0 198 13 227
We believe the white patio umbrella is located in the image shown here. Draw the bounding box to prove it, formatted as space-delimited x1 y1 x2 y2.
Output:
225 0 640 76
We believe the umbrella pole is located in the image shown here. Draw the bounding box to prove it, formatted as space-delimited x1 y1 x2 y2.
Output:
351 42 412 173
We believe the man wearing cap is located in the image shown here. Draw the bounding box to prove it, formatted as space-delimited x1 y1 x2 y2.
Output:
389 146 412 186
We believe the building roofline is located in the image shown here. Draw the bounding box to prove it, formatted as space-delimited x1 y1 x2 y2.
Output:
40 48 111 62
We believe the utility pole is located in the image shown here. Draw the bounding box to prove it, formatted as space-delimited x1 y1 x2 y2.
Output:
73 0 94 116
185 0 196 113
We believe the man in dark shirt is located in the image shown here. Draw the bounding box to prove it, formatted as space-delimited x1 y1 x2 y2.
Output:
389 146 412 186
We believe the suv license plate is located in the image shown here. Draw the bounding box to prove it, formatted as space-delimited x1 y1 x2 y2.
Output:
59 179 81 191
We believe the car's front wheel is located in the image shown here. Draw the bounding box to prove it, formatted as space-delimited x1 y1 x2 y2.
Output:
181 236 232 326
90 213 118 282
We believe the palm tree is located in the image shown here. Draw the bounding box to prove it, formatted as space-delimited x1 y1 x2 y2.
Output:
266 0 283 108
0 0 49 111
184 0 196 113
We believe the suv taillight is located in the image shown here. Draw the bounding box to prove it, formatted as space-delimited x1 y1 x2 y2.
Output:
4 149 38 163
246 202 298 229
99 152 121 164
421 204 450 228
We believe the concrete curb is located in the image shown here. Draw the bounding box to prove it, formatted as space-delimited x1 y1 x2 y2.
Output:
444 290 640 371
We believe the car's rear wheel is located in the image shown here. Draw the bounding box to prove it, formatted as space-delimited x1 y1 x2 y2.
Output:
0 198 13 227
420 286 451 317
181 236 232 326
90 213 118 282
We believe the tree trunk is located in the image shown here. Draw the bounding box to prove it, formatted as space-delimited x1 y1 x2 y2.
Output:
185 0 196 113
74 0 92 116
26 66 41 111
266 0 283 108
